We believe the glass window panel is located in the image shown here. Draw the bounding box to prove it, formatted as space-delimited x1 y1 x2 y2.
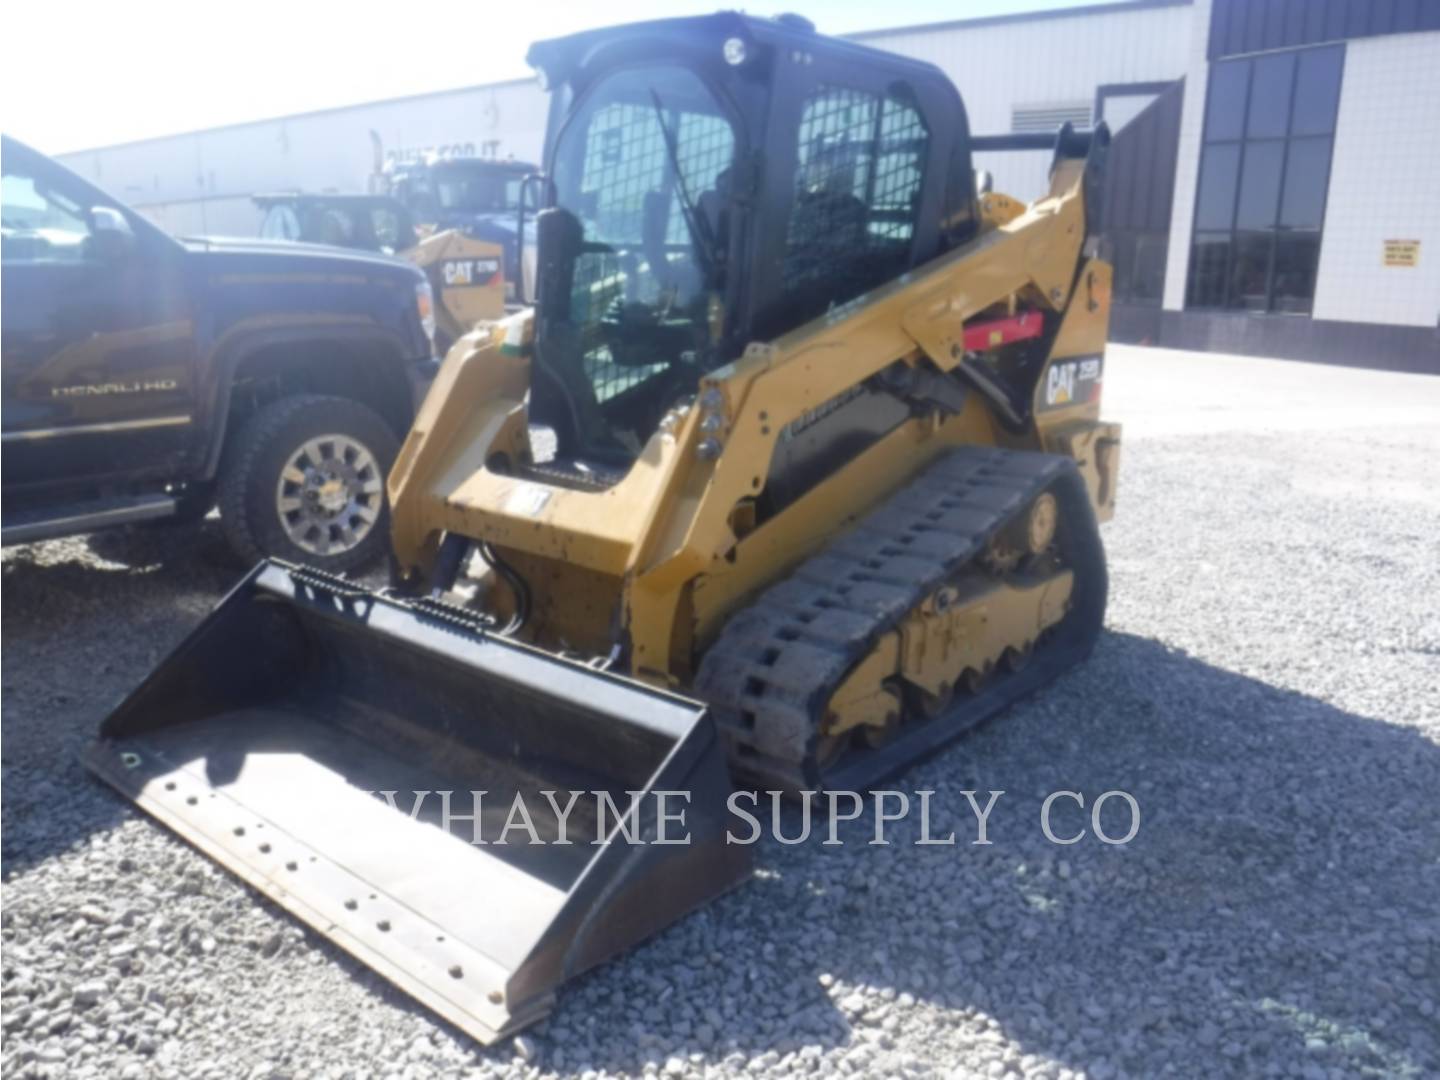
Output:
371 208 401 250
260 204 300 241
1 171 93 264
1280 137 1332 228
1186 232 1231 309
1228 232 1274 312
1132 233 1169 305
1235 141 1284 229
1246 53 1295 138
1194 143 1240 230
1205 61 1249 142
1292 46 1344 136
1109 231 1136 301
1272 232 1321 314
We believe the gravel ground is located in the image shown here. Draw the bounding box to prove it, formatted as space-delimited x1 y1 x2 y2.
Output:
3 415 1439 1080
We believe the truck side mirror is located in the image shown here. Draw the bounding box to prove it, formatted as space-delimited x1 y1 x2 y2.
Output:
517 172 553 305
89 206 136 262
535 206 582 322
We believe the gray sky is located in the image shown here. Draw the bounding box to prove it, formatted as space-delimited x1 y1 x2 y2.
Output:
5 0 1101 154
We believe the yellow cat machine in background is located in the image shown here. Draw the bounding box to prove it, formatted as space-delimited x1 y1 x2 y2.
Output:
93 13 1121 1047
399 228 506 352
255 191 507 352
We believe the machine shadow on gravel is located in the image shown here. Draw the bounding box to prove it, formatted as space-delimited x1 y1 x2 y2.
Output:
3 601 1436 1076
441 629 1435 1077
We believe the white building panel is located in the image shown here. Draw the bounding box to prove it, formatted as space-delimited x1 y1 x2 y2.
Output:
857 1 1193 200
59 79 548 237
1161 0 1212 311
1312 32 1440 329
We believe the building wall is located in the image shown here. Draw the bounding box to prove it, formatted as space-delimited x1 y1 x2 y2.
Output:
1162 0 1214 311
1311 31 1440 329
856 1 1194 200
58 80 548 237
1208 0 1440 59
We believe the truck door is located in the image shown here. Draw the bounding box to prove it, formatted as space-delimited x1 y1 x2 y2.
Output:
1 140 198 494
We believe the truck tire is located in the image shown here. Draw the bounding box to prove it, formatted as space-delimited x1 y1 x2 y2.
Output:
218 394 399 572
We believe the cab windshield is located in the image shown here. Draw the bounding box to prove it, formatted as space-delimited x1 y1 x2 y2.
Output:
546 65 735 453
432 166 522 215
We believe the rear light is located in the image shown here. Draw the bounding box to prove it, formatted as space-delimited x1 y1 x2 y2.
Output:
415 281 436 348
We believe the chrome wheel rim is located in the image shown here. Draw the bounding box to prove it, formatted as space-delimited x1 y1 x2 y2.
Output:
274 434 383 556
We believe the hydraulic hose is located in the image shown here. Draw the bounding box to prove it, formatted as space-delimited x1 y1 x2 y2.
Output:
478 541 531 636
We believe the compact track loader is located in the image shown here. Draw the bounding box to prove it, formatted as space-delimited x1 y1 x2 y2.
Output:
89 12 1121 1046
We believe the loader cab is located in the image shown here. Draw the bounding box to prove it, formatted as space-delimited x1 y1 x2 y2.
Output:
255 194 419 254
389 159 532 231
525 12 977 468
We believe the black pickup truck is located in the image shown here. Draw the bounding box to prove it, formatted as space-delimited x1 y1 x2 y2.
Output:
1 135 438 571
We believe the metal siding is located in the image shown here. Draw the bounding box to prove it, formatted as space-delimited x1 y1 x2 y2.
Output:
1104 80 1183 233
1245 1 1267 51
1372 0 1398 34
1346 2 1370 37
1287 0 1308 46
1225 4 1246 56
1263 1 1286 50
1324 2 1350 44
57 81 549 234
1210 0 1439 56
860 2 1194 201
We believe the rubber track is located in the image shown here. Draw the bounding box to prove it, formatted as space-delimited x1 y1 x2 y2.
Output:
694 446 1101 793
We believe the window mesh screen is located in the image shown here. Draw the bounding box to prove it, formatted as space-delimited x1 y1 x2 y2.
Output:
665 112 735 245
872 101 927 239
781 86 927 319
580 102 666 244
570 99 734 403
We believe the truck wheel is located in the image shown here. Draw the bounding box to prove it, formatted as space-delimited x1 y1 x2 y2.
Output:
218 394 399 572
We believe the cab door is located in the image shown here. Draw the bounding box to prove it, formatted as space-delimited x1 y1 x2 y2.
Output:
1 139 198 494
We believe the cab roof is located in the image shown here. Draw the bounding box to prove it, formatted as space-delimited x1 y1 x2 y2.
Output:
526 10 953 90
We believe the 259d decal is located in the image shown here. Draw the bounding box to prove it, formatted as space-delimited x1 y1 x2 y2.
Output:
1040 355 1102 411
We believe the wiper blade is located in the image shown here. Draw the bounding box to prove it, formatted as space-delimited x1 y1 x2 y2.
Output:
649 90 718 280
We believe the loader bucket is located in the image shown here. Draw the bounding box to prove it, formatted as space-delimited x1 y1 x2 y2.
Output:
85 560 750 1044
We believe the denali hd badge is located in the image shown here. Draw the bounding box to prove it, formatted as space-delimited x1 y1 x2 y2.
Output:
52 379 179 398
1040 355 1102 410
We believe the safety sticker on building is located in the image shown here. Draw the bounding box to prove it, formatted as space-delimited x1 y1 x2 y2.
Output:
1383 240 1420 268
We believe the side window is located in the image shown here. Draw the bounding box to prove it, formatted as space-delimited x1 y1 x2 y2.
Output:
370 207 401 252
782 85 928 319
1186 44 1343 314
316 208 356 248
1 169 94 264
261 204 301 241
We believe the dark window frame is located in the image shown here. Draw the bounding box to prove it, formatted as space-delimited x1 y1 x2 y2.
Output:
1185 43 1344 315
